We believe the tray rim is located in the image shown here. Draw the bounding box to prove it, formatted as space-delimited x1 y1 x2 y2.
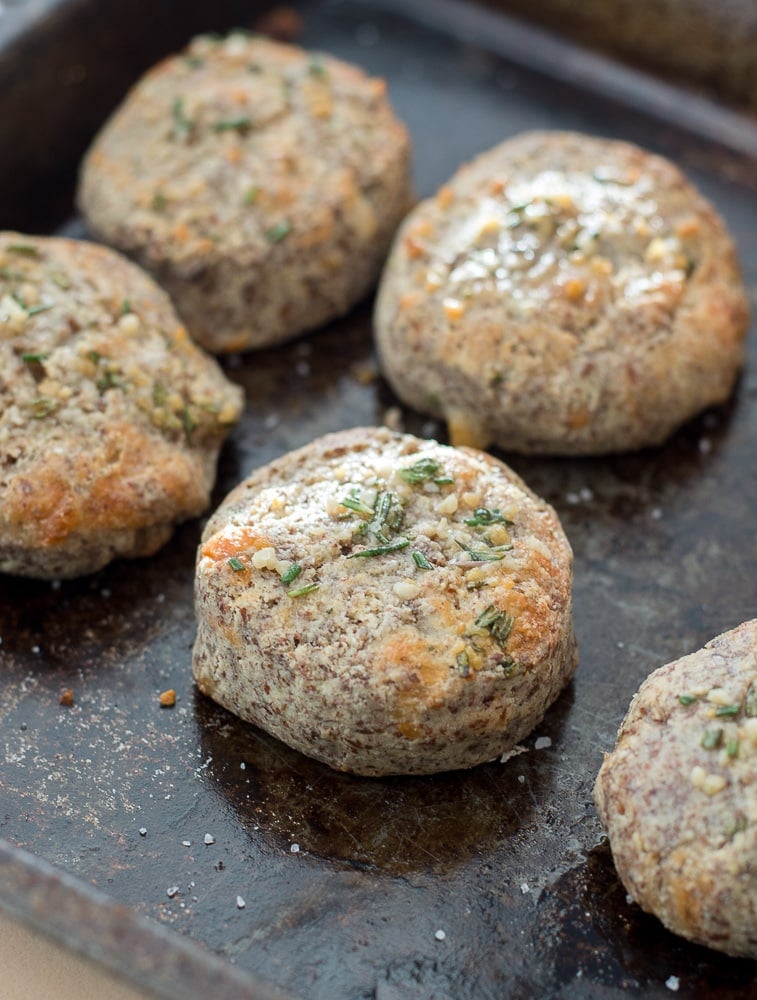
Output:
1 0 755 996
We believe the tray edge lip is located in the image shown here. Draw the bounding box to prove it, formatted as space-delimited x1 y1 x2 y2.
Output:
0 837 295 1000
377 0 757 161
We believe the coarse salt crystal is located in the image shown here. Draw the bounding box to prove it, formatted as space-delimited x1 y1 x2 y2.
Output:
534 736 552 750
204 833 215 845
166 886 179 899
520 883 529 894
236 896 246 909
138 827 147 837
665 976 680 992
434 929 446 941
290 843 300 854
182 840 191 847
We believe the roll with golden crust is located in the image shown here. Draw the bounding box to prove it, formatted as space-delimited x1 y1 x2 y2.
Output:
0 233 243 579
193 426 577 776
375 130 749 455
78 33 413 353
595 620 757 958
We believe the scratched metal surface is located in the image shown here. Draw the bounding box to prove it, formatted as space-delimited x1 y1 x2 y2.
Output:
1 1 756 998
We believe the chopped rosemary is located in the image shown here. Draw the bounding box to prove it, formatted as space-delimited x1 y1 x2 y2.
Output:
6 243 39 257
456 651 471 677
152 192 168 212
308 59 328 78
340 489 403 545
51 272 71 289
244 186 260 205
398 457 453 486
726 814 748 837
365 491 403 543
678 693 697 706
181 407 196 438
474 605 515 649
726 739 739 758
715 704 740 717
346 538 410 559
153 381 167 406
287 582 319 598
184 55 204 69
456 539 512 562
30 397 57 418
228 556 246 571
96 369 121 392
21 352 48 364
339 492 374 518
122 299 132 315
464 507 512 528
412 551 433 570
265 220 293 243
280 563 302 585
701 728 723 750
26 302 54 317
212 116 253 133
172 97 195 137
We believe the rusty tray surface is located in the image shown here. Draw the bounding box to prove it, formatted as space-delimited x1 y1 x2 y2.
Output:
1 1 756 997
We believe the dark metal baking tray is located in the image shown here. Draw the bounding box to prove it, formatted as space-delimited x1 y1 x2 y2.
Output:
1 1 756 997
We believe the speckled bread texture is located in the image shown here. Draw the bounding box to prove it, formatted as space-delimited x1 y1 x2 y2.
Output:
77 33 413 353
193 426 577 776
594 620 757 958
375 130 749 455
0 233 243 579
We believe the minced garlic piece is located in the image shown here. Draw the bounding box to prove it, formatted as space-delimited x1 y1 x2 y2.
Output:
477 217 501 238
706 687 735 706
251 546 278 569
119 312 141 335
741 717 757 748
460 491 482 509
590 256 613 276
393 580 420 601
0 294 28 334
690 765 728 795
549 192 574 211
438 493 458 516
324 496 343 517
488 524 511 546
